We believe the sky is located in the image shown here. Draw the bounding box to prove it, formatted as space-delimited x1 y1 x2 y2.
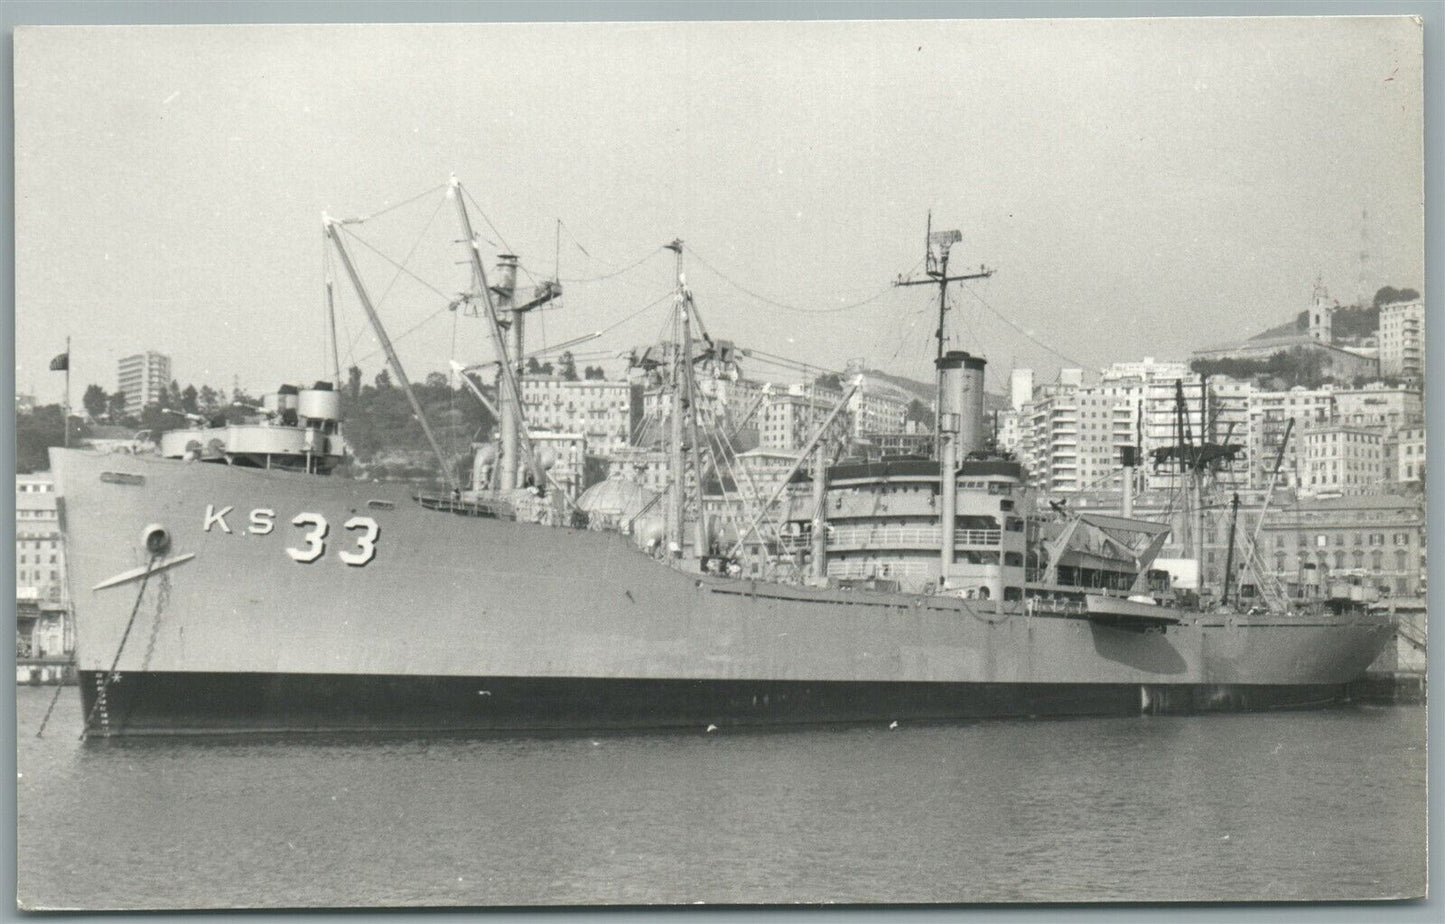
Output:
13 16 1424 406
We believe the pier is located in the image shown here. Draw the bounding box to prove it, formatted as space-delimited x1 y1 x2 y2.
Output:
16 657 75 686
1352 599 1427 704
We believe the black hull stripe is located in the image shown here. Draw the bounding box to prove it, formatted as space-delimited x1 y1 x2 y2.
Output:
78 672 1358 737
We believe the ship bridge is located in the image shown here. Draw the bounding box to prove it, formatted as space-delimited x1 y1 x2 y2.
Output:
783 458 1029 600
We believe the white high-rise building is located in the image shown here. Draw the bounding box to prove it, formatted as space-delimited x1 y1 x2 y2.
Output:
1377 299 1425 382
116 350 172 417
1009 368 1034 412
1100 357 1189 384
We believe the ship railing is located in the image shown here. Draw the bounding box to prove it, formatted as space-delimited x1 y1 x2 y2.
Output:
1022 598 1089 617
825 525 1000 549
826 560 936 579
415 492 516 520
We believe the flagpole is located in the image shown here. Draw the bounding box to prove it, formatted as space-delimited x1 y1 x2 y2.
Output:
63 336 71 449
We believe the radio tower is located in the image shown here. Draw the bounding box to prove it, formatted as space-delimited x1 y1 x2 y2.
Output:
1356 207 1371 307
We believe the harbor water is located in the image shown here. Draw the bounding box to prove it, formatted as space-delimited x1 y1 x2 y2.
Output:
16 687 1426 908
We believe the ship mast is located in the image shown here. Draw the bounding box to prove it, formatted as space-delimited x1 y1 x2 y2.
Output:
681 261 709 558
1221 491 1240 606
895 212 994 424
448 176 559 493
662 239 708 559
894 216 993 588
665 244 685 556
324 215 457 492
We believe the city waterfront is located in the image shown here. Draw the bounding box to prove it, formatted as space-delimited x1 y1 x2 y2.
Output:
11 15 1429 912
16 686 1426 908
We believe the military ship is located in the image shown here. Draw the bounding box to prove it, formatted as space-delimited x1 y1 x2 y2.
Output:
52 180 1395 736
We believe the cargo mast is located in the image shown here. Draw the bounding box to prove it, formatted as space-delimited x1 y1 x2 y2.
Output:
324 215 457 492
663 239 708 559
448 176 559 493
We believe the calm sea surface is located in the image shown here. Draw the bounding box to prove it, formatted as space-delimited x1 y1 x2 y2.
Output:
15 687 1426 908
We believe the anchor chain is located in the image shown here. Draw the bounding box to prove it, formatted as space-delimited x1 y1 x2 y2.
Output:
77 551 161 741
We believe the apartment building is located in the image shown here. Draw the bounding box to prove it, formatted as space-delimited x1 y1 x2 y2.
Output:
116 350 172 417
759 384 849 453
1378 299 1425 382
1302 423 1386 496
520 376 640 457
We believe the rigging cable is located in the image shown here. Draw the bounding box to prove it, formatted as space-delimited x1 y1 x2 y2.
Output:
684 244 901 315
353 182 449 223
459 184 544 289
593 288 677 343
547 247 667 284
339 197 454 362
958 280 1095 371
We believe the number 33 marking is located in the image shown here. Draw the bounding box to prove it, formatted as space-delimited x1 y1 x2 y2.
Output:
285 513 379 566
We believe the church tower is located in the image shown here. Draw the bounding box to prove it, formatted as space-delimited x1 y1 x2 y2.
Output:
1309 277 1334 344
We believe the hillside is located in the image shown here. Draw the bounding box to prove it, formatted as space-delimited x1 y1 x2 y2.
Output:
1243 286 1417 345
1247 303 1380 343
860 368 1007 412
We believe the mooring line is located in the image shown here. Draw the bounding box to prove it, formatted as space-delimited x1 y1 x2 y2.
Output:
33 667 68 739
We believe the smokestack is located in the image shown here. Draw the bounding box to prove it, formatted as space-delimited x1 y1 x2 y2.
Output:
936 350 986 587
939 351 988 458
495 254 519 311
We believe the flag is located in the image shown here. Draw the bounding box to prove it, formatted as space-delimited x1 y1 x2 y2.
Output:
49 352 69 372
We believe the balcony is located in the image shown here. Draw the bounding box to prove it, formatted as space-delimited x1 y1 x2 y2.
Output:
828 560 935 579
826 525 1000 550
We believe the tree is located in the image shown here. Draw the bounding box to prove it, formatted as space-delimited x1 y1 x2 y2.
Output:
815 372 843 391
166 379 183 410
1374 286 1421 307
525 356 543 375
198 385 221 416
905 398 932 426
140 402 189 435
347 365 363 400
559 351 578 382
584 365 606 380
374 369 392 390
16 405 90 472
106 391 129 423
82 384 108 419
424 371 450 390
181 384 200 415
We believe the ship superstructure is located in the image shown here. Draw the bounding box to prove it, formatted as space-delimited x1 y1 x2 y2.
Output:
51 182 1396 736
155 384 347 474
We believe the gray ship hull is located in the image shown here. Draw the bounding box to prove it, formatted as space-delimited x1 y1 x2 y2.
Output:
53 449 1395 736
